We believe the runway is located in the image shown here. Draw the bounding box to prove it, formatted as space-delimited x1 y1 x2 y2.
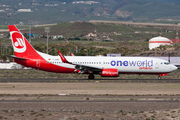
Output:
0 79 180 119
0 78 180 83
0 100 180 103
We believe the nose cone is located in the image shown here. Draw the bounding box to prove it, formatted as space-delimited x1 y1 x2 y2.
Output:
172 65 178 71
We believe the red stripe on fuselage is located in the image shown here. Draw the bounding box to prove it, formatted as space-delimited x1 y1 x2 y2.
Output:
14 58 75 73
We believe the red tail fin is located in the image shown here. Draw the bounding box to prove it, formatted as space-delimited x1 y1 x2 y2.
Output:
9 25 39 58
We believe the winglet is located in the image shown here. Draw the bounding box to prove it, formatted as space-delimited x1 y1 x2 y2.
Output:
71 53 74 56
58 50 69 63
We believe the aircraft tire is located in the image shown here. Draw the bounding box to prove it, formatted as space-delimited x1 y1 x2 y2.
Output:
88 74 95 79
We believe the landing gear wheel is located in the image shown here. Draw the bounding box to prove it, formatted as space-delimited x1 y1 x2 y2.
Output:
158 76 161 80
88 74 95 79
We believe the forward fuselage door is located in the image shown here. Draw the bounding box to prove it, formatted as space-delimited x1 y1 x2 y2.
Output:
155 60 159 69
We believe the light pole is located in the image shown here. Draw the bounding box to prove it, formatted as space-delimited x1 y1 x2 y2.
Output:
45 27 50 54
29 25 31 43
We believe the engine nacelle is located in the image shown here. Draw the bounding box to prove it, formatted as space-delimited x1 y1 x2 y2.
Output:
101 68 119 77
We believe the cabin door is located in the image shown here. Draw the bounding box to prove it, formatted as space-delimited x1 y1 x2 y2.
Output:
36 59 40 67
155 60 159 69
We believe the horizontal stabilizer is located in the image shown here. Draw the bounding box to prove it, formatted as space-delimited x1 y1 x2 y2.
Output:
6 55 27 61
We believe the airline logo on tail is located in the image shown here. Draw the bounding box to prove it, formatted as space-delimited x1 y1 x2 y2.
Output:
10 31 26 53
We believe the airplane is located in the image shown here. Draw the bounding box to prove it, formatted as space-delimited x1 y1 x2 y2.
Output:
8 25 177 79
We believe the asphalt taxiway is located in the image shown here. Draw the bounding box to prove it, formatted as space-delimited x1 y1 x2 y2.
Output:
0 78 180 83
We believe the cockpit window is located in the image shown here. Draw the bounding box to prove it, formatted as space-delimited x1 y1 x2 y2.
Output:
164 62 171 65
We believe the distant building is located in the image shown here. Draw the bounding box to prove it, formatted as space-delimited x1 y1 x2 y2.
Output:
18 9 32 12
149 36 173 50
87 33 96 37
45 4 58 6
62 2 66 4
0 10 5 12
72 1 99 4
32 3 42 5
52 35 64 39
0 62 23 69
0 33 4 38
135 31 141 34
28 33 34 37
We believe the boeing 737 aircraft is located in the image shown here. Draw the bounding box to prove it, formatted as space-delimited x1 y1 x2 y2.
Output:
8 25 177 79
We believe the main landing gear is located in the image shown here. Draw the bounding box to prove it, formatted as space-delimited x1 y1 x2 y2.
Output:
88 74 95 79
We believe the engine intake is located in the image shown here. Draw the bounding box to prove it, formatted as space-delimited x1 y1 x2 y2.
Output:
101 68 119 77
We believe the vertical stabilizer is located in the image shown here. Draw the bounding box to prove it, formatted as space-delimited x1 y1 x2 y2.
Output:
9 25 39 58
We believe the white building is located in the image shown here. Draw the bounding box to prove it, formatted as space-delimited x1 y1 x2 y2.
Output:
149 36 173 50
18 9 32 12
0 62 23 69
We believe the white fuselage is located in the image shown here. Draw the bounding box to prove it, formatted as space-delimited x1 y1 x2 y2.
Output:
39 51 177 74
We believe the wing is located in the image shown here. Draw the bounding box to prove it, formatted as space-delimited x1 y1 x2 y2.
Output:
58 50 102 74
